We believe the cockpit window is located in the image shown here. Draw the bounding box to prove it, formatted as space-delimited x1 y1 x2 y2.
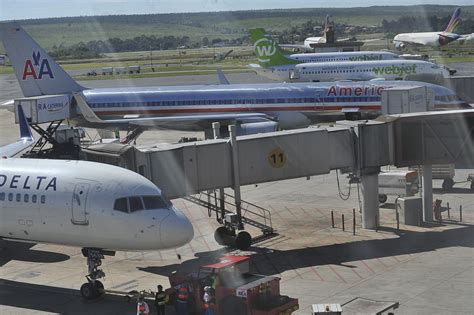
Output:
143 196 171 209
129 196 144 212
114 197 128 213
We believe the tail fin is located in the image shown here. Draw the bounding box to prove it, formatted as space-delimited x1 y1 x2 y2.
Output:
444 7 461 33
249 28 300 68
0 22 84 97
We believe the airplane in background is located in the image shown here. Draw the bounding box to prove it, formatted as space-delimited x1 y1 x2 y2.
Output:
0 22 468 133
0 105 194 300
250 28 401 68
249 28 449 82
279 14 333 52
393 7 461 49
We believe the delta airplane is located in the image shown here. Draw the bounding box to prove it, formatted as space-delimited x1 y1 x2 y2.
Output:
0 105 194 299
393 7 461 48
0 22 468 132
249 28 449 82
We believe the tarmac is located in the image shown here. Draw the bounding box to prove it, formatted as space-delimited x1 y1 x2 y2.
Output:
0 72 473 314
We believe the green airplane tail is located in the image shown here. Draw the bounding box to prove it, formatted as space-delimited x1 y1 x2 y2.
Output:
249 28 300 68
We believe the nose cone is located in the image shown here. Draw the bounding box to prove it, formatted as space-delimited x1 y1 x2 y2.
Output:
160 207 194 249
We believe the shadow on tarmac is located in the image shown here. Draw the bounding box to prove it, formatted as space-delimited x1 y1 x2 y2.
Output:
140 224 474 277
0 280 138 315
0 240 70 267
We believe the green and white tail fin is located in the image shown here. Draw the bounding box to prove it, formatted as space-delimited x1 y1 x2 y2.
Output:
249 28 300 68
0 22 84 97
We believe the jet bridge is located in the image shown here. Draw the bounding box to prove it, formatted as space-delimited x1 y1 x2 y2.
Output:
81 109 474 249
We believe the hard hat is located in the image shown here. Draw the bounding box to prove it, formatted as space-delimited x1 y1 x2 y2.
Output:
204 286 211 291
157 285 163 290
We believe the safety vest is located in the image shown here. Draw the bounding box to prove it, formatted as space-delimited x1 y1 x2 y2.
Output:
177 286 189 302
156 292 167 306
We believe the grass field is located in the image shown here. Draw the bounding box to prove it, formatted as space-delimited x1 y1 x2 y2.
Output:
1 5 473 52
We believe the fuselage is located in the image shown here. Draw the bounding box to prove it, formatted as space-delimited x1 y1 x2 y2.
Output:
288 51 401 63
260 60 449 82
67 81 469 131
393 32 460 47
0 158 194 251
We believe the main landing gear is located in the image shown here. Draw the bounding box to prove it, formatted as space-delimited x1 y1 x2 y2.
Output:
214 213 252 251
80 248 107 300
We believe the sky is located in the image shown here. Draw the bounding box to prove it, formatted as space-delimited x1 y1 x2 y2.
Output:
0 0 472 21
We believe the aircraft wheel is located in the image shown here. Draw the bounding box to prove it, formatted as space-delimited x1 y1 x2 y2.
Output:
80 282 98 300
94 280 104 297
214 227 228 245
442 179 454 191
378 194 388 204
235 231 252 251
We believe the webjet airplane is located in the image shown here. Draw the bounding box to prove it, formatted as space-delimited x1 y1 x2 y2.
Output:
393 7 461 49
251 28 401 66
0 105 194 299
249 28 449 82
0 22 468 132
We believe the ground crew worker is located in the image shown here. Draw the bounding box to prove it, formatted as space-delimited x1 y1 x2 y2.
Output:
174 283 190 315
137 296 150 315
202 286 215 315
210 271 219 291
257 283 266 309
155 285 168 315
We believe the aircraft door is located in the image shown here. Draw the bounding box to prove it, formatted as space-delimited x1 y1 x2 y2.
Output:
71 183 90 225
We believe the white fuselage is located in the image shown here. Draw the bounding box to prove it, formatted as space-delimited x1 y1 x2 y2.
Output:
0 158 193 251
272 60 448 82
289 51 401 63
393 32 459 48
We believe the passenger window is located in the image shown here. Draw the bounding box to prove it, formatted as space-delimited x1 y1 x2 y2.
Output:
16 193 21 202
0 192 4 201
143 196 170 209
32 194 37 203
8 193 12 202
129 196 144 212
24 194 29 203
41 195 46 204
114 197 129 213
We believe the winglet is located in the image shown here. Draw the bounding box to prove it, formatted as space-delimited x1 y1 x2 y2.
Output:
17 104 33 140
74 93 103 123
217 69 230 84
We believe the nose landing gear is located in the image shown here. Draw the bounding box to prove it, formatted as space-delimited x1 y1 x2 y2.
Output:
80 248 108 300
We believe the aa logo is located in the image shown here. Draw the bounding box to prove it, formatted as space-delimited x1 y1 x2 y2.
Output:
254 38 277 62
22 51 54 80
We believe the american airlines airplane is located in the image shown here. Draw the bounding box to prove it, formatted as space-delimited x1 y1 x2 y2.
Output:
393 7 461 49
0 22 468 132
249 28 449 82
0 106 194 299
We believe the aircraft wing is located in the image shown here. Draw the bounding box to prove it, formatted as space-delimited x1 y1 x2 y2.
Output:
217 69 230 84
74 93 275 128
0 105 34 158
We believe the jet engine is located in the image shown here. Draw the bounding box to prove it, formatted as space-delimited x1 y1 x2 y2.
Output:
236 121 279 136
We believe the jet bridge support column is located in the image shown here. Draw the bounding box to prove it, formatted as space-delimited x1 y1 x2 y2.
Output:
422 165 433 222
229 125 242 227
360 171 380 229
213 122 226 222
